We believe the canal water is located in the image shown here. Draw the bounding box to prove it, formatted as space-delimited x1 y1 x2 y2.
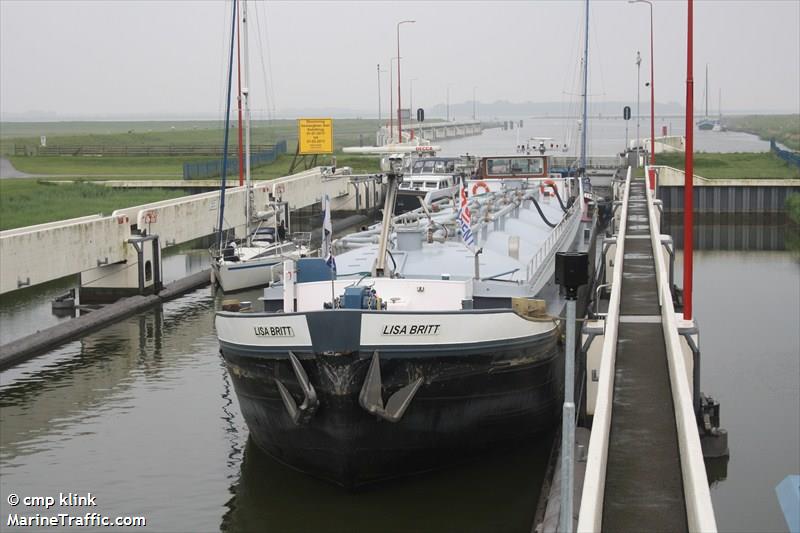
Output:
1 121 798 532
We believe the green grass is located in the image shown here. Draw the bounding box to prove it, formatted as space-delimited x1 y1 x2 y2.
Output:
6 151 379 180
0 119 384 156
723 115 800 151
0 180 186 230
656 152 799 179
0 153 381 230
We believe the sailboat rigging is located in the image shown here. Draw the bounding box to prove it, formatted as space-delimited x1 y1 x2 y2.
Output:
211 0 309 293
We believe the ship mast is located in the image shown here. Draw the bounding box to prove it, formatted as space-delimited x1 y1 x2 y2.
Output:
216 0 238 251
242 0 253 246
579 0 590 174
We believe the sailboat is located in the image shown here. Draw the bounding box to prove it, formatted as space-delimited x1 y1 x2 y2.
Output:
697 65 717 131
712 88 724 131
211 0 309 293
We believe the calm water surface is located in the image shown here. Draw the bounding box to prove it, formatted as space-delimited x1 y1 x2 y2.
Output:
1 125 797 532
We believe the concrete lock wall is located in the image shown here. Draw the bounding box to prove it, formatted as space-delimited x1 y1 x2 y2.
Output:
0 167 357 296
0 214 131 294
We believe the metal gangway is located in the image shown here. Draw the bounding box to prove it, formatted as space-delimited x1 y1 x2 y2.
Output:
577 167 717 532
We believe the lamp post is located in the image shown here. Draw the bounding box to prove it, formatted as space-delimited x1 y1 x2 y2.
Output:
377 64 387 144
409 78 418 120
389 56 398 142
446 83 454 122
636 51 641 167
629 0 655 188
396 19 415 143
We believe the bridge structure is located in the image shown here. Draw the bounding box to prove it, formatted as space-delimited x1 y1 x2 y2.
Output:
376 120 483 145
0 167 381 300
574 166 722 532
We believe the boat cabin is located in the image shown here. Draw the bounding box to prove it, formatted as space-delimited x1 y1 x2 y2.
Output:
395 157 461 213
474 154 549 181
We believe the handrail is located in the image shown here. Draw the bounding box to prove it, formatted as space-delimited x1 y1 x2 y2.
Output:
646 167 718 532
577 166 631 532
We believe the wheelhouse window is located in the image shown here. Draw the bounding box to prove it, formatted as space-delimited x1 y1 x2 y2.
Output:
486 157 544 175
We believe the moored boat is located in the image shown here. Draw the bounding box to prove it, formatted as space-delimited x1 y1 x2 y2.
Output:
395 156 462 214
216 153 595 486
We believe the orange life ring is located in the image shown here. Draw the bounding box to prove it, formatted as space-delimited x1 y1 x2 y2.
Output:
471 181 490 195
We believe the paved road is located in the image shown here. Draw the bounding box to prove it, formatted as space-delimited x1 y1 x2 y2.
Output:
0 157 34 178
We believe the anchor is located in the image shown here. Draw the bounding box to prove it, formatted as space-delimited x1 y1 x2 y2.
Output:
274 351 318 425
358 351 423 423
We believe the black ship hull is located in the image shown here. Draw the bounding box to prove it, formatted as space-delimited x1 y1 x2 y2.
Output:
219 314 563 488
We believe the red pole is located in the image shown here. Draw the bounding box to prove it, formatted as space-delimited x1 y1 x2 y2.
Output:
684 0 694 320
397 24 402 143
648 2 656 189
235 0 244 187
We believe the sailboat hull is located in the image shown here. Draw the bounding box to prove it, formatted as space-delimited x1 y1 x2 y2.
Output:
213 256 282 292
218 310 563 487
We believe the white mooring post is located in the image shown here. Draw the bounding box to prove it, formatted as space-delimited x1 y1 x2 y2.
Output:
283 259 296 313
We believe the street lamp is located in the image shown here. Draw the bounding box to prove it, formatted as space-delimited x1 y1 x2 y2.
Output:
635 51 641 167
396 19 415 143
629 0 656 187
377 64 387 143
446 83 455 122
389 56 398 142
409 78 418 120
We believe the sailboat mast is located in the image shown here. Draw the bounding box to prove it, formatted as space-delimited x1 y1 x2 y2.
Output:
579 0 589 172
235 2 244 187
705 64 709 118
217 0 238 250
242 0 253 245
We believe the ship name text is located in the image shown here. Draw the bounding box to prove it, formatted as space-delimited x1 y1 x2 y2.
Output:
253 326 295 337
381 324 441 336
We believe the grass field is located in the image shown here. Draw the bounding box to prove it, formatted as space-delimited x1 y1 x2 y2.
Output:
723 115 800 151
5 152 379 180
656 152 799 179
0 119 383 156
0 153 381 230
0 180 187 230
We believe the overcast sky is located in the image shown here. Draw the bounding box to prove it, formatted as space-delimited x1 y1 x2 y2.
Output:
1 0 798 120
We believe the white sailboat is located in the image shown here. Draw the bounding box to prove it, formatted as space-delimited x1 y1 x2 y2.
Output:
211 0 309 293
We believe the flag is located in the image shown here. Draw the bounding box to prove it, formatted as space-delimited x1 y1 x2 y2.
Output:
458 184 476 249
321 194 336 273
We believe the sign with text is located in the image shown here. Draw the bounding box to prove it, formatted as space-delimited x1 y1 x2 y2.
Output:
298 118 333 155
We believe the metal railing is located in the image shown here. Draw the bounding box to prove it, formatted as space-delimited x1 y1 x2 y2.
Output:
524 203 581 283
646 168 718 532
576 166 630 532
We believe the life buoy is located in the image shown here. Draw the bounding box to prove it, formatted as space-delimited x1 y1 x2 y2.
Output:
541 179 556 197
143 211 158 224
471 181 490 195
275 184 285 196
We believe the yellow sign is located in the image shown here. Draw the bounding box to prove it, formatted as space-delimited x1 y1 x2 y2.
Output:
298 118 333 155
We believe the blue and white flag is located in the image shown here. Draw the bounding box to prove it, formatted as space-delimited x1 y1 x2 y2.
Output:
458 185 476 250
321 194 336 273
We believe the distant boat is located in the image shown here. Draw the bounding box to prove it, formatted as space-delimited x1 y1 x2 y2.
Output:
697 65 719 131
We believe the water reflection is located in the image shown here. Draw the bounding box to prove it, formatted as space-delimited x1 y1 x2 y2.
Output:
222 435 553 533
663 214 795 251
